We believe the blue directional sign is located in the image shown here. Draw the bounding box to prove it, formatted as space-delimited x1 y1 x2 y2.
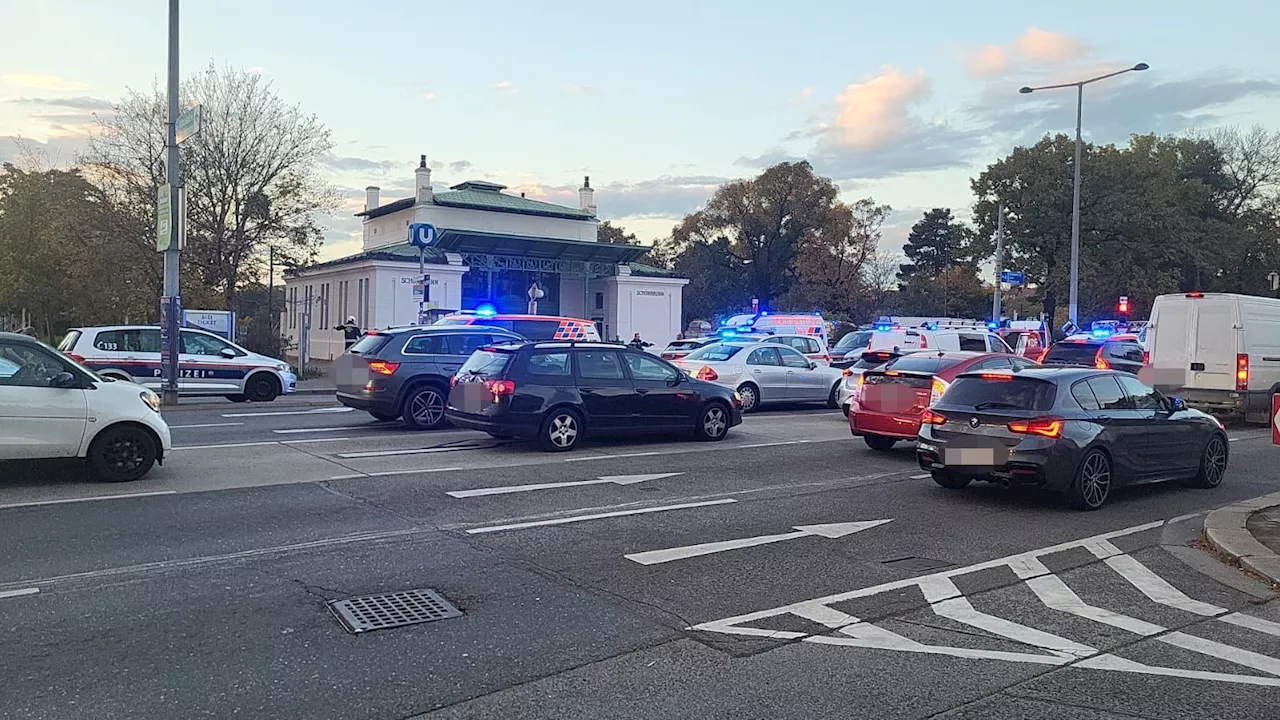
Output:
1000 270 1026 286
408 222 439 249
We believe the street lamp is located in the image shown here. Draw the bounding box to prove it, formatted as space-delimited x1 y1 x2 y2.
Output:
1019 62 1149 326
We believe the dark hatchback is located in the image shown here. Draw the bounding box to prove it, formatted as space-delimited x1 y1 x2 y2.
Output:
916 367 1228 510
445 341 744 451
1039 336 1145 374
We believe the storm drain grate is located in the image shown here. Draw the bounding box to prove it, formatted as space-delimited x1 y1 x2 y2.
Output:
328 588 462 634
881 556 954 573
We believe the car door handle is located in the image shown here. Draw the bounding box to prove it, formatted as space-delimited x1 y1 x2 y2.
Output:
635 388 649 395
1095 415 1112 421
752 369 762 374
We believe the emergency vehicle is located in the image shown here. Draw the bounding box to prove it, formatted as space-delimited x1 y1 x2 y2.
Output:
434 309 602 342
718 312 829 344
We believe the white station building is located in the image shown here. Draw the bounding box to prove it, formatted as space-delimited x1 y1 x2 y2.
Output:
282 155 688 362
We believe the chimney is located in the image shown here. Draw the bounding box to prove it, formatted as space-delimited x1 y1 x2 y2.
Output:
364 186 380 211
578 175 596 217
415 154 433 203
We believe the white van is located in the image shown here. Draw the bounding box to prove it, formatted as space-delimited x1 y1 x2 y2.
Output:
866 326 1012 354
1146 292 1280 421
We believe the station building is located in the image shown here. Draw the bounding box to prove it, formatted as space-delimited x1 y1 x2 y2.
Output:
282 155 688 362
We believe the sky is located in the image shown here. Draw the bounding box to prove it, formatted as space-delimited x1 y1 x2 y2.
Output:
2 0 1278 262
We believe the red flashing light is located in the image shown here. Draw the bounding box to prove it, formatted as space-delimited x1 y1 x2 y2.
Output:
1187 291 1204 298
1007 417 1064 439
367 360 400 376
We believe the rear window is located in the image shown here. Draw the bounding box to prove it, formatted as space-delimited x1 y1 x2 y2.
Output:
864 372 931 389
684 343 743 362
665 341 703 351
57 330 81 352
457 349 512 378
939 376 1057 412
880 354 961 374
432 318 472 326
348 334 392 355
835 331 872 349
1042 342 1100 365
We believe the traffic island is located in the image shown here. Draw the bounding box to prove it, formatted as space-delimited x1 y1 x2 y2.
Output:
1204 491 1280 586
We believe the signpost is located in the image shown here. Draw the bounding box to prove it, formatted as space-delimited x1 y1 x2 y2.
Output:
1000 270 1026 286
155 184 173 251
408 223 439 325
175 105 202 144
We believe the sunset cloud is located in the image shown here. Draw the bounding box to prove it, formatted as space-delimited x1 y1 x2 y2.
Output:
1 73 88 91
963 28 1089 78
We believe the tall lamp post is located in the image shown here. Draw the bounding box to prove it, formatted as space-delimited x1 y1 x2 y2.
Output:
1019 62 1148 328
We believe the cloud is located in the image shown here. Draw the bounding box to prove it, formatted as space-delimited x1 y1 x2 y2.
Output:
422 91 437 102
448 160 473 173
0 134 92 168
1 73 88 91
963 28 1089 78
830 67 930 149
320 155 401 173
494 81 518 94
564 85 597 94
6 96 114 112
512 175 730 219
789 87 814 104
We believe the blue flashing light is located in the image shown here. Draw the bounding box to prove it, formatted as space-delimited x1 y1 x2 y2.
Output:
986 321 999 330
1091 328 1112 337
923 322 938 331
760 310 769 316
874 324 893 332
475 303 498 317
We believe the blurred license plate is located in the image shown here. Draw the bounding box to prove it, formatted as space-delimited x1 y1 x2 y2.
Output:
459 382 487 412
944 448 994 466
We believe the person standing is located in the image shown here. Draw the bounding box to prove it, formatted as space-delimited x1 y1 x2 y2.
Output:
627 332 652 351
334 316 361 351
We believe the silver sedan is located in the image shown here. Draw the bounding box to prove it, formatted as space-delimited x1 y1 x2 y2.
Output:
672 340 844 412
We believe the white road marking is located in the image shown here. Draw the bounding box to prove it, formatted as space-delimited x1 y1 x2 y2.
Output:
1167 509 1210 524
563 450 664 462
0 588 39 600
167 422 245 429
465 498 736 534
328 467 464 480
1094 552 1226 616
221 407 355 418
736 440 802 449
625 519 892 566
173 437 350 451
336 445 485 459
1228 433 1269 442
271 426 353 435
448 472 684 498
910 473 931 479
0 491 178 510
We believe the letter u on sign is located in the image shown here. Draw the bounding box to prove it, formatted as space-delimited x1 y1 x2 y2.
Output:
408 223 438 249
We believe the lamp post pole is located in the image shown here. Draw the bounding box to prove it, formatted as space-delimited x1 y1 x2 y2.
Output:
1020 63 1148 328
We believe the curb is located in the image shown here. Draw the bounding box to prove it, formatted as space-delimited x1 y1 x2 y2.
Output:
292 387 336 395
1204 491 1280 585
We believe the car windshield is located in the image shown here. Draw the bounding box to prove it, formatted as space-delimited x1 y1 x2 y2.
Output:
348 333 392 355
1042 342 1101 365
835 331 872 349
881 354 962 374
456 349 513 378
683 343 743 362
939 375 1057 412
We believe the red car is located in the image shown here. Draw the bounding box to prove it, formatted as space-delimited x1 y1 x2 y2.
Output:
848 351 1042 451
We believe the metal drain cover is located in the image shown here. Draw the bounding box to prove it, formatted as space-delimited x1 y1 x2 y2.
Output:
881 556 954 573
328 588 462 634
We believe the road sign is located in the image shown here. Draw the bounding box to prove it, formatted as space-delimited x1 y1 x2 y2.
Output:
155 184 173 251
1000 270 1026 286
176 105 202 144
408 222 438 249
624 519 893 565
183 310 236 341
1272 394 1279 446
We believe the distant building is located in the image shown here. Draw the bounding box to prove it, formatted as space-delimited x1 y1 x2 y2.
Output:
282 154 687 361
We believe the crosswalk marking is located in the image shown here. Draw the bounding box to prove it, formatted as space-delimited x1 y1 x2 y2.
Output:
692 520 1280 687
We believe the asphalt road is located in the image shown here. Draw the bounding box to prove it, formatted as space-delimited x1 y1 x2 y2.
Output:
2 398 1279 719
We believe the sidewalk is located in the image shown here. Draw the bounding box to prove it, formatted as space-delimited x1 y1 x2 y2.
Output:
1204 491 1280 585
295 377 337 395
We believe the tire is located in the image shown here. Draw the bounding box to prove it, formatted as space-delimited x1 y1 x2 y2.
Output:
244 373 280 402
226 394 249 403
864 435 897 451
841 404 850 418
401 384 448 430
737 383 761 413
369 410 399 422
1067 448 1112 511
539 407 583 452
931 471 971 490
1188 433 1229 488
87 424 158 482
826 382 841 409
695 402 731 441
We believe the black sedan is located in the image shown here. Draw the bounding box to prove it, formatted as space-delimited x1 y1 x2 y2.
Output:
445 341 744 451
915 366 1228 510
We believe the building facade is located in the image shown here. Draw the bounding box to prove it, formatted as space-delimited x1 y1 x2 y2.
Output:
282 155 687 362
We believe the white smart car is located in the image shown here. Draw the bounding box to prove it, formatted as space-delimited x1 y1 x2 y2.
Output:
0 332 172 481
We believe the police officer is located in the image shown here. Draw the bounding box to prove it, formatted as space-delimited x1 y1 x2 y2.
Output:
627 333 652 351
334 316 361 350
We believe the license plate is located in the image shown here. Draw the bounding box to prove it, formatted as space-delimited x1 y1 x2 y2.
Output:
458 382 487 412
944 448 995 466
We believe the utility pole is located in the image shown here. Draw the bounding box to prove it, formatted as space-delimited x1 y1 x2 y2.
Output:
992 203 1005 323
158 0 182 406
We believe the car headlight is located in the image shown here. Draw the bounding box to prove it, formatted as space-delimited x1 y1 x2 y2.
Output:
275 363 290 372
140 390 161 412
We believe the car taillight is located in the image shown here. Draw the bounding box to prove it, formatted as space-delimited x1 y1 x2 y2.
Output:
822 354 831 363
449 375 459 387
929 378 949 405
852 373 866 401
367 360 400 375
1143 351 1150 365
1007 417 1064 439
662 353 675 360
1236 353 1249 391
922 409 947 425
841 368 853 377
1035 348 1049 363
695 366 718 381
485 379 516 398
68 353 86 364
919 335 929 349
1094 348 1109 370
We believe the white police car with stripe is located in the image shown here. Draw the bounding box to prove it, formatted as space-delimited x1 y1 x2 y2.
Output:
57 325 298 402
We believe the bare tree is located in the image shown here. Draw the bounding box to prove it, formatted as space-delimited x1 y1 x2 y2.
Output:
83 63 337 310
1205 124 1280 217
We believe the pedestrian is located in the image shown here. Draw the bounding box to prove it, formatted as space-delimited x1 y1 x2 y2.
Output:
334 315 361 350
675 332 685 341
627 332 653 351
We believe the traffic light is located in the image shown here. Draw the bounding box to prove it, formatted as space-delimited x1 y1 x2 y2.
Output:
1117 296 1130 315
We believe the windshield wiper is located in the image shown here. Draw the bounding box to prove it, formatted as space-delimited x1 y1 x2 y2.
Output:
972 401 1020 410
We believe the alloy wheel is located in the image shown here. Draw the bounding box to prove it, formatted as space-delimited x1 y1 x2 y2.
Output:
1080 452 1112 508
702 406 728 438
1202 436 1227 487
549 414 578 448
103 431 147 475
411 389 445 427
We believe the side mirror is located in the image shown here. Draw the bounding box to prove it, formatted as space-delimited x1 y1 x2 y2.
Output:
219 347 238 359
808 361 818 370
1169 396 1187 412
49 371 78 389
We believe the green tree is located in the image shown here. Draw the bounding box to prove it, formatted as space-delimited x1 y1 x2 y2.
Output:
597 219 639 245
896 208 987 317
782 198 891 315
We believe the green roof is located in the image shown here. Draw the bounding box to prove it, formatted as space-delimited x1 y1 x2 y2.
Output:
628 262 678 278
357 181 594 221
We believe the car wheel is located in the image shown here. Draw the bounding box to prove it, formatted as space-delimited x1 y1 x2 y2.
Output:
539 408 582 452
931 471 970 490
864 435 896 451
737 383 760 413
1068 449 1112 511
826 382 841 409
245 373 280 402
226 394 248 403
841 403 850 418
1189 434 1229 488
401 385 448 430
88 424 158 482
369 410 399 422
695 402 731 441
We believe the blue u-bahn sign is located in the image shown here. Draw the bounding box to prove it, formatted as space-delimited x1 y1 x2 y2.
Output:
408 222 439 249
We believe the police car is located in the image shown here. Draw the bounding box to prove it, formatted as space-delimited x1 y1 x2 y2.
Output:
57 325 298 402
